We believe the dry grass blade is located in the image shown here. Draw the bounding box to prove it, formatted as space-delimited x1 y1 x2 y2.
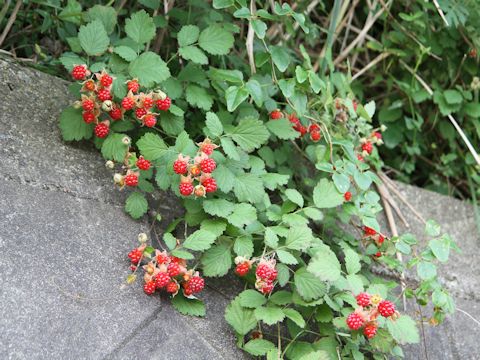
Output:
0 0 22 48
352 52 390 80
432 0 449 26
246 0 256 75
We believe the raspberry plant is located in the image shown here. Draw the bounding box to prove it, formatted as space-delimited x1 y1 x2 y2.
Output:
59 2 458 358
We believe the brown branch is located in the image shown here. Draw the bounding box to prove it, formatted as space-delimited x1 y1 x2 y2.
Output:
0 0 22 48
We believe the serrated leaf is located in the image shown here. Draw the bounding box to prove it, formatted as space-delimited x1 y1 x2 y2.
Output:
136 133 168 160
59 0 82 24
246 79 264 106
225 86 249 112
265 228 279 248
266 119 299 140
86 5 117 34
234 174 266 204
313 179 344 208
200 219 227 237
114 46 138 62
78 20 109 56
294 267 326 301
101 133 128 161
129 52 170 87
171 249 194 259
386 315 419 344
254 306 285 325
229 203 257 228
225 296 257 335
125 192 148 219
307 247 341 282
425 219 441 237
244 339 276 356
198 25 234 55
212 164 235 192
262 173 290 191
59 106 93 141
178 25 200 46
185 84 213 111
205 112 223 137
283 308 305 328
299 351 330 360
234 235 254 257
179 45 208 65
220 137 241 160
286 226 312 251
251 19 267 39
276 249 298 265
230 118 269 152
285 189 304 208
125 10 156 44
201 242 232 277
344 248 361 274
171 294 206 317
303 208 323 221
239 289 267 308
203 198 235 217
183 229 217 251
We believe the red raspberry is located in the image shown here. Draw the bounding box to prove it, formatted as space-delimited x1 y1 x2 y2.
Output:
124 173 138 187
144 281 155 295
310 130 321 142
135 108 147 119
94 123 109 138
71 65 88 80
374 251 382 258
100 74 113 87
378 300 396 317
128 248 142 264
143 114 157 128
308 123 320 132
200 158 216 173
357 154 364 162
173 160 188 175
256 263 273 280
109 107 122 120
373 132 382 140
377 234 385 245
346 313 364 330
167 262 181 277
270 109 283 120
166 281 178 293
155 273 171 289
143 97 154 109
136 156 151 171
82 99 95 111
186 276 205 294
363 324 377 339
179 182 194 196
364 226 377 236
235 262 250 276
127 80 140 93
97 89 112 102
122 97 135 110
156 97 171 111
156 253 169 264
261 282 274 294
200 144 214 156
130 265 137 272
202 177 217 193
356 293 371 307
344 191 352 201
84 80 96 92
362 142 373 154
288 113 299 123
298 125 307 136
82 111 95 124
169 256 182 263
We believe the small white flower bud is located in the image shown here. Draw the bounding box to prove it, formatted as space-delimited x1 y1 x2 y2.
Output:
105 160 114 169
122 136 131 146
113 173 124 184
380 124 387 132
102 100 113 112
138 233 148 243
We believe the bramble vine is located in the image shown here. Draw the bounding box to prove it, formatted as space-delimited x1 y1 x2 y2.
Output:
59 2 457 359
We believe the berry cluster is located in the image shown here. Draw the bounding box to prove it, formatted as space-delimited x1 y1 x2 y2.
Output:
108 151 151 188
269 110 321 142
363 226 386 258
255 258 278 294
359 130 384 157
346 292 399 339
70 65 171 138
173 138 219 197
127 234 205 298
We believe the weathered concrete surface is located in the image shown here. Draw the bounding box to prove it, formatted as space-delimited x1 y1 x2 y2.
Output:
0 57 246 360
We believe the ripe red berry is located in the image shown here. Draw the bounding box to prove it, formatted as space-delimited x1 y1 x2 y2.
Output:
156 97 171 111
144 281 156 295
143 97 154 109
200 158 216 173
143 114 156 128
374 251 382 258
173 160 188 175
127 80 140 93
135 108 147 119
109 107 122 120
71 65 88 80
256 263 273 280
136 157 151 171
373 132 382 140
200 143 214 156
124 173 138 187
100 74 113 87
94 123 109 138
122 97 135 110
310 130 321 142
270 109 283 120
167 262 181 277
155 273 171 289
156 253 169 264
186 276 205 294
356 292 371 307
363 324 377 339
202 177 217 193
82 99 95 111
235 262 250 276
128 248 142 264
344 191 352 201
179 182 194 196
308 123 320 132
166 281 179 293
97 89 112 102
362 142 373 154
364 226 377 236
261 282 274 294
82 111 95 124
378 300 396 317
346 313 364 330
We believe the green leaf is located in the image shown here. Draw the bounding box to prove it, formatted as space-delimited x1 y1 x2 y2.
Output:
244 339 276 356
136 133 168 160
220 137 241 160
171 293 206 317
298 351 330 360
262 173 290 191
265 228 279 248
234 235 254 257
78 20 109 56
443 89 463 104
285 189 304 208
171 249 194 260
114 46 138 62
313 179 344 208
269 291 293 305
213 0 234 9
163 233 177 250
252 19 267 39
229 203 257 228
234 174 266 204
198 25 234 55
303 208 323 221
254 306 285 325
332 173 350 193
278 79 295 98
230 118 269 152
125 192 148 219
429 235 451 262
178 25 200 46
203 198 235 217
205 112 223 137
386 315 419 344
101 133 128 162
209 68 244 83
179 45 208 65
125 10 156 44
283 308 305 328
129 52 170 87
183 229 217 251
139 0 160 9
201 242 232 277
286 226 312 251
59 107 93 141
225 86 249 112
307 247 341 282
239 289 267 308
246 79 264 106
59 0 82 24
200 219 227 237
417 261 437 280
425 219 441 237
294 267 326 301
276 249 298 265
344 248 361 274
308 70 325 94
86 5 117 34
270 46 290 72
266 119 298 140
225 297 257 335
212 164 235 193
186 84 213 111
